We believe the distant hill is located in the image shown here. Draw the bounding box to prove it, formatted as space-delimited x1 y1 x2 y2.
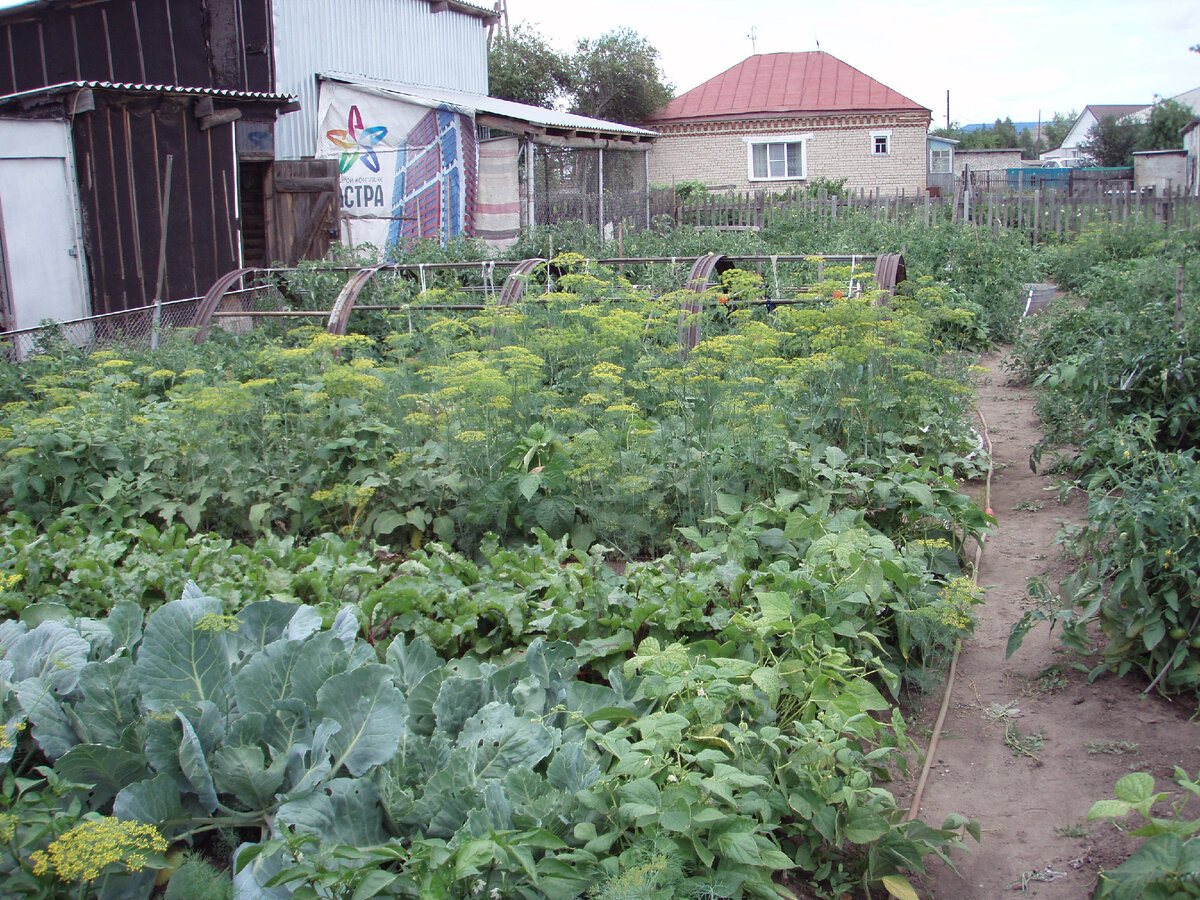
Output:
961 121 1041 133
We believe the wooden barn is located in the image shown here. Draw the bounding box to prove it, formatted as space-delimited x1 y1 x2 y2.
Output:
0 0 313 326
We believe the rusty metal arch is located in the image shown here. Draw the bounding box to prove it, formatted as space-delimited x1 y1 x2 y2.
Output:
679 253 731 356
497 258 547 307
326 263 396 335
872 253 906 303
191 267 271 343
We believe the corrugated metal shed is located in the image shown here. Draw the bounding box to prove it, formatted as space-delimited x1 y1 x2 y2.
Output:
272 0 491 159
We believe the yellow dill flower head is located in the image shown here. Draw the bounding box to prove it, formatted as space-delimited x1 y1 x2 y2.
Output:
456 430 486 443
89 350 118 362
179 369 205 379
29 817 166 882
239 378 277 391
0 721 27 751
0 811 16 842
148 369 176 379
589 362 625 385
310 332 370 352
99 359 133 369
604 402 639 416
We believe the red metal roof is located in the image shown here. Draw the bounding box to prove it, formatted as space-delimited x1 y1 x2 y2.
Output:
645 52 928 123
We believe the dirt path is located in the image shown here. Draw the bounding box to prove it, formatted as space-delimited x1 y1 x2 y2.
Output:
909 347 1200 898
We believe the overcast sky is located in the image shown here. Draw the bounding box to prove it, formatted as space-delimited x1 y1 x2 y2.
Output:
0 0 1195 125
504 0 1200 126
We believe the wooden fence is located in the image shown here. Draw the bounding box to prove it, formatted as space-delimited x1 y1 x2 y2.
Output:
652 184 1200 243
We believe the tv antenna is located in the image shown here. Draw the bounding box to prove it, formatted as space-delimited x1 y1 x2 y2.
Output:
747 25 757 53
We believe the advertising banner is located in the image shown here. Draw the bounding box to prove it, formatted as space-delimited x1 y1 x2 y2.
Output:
316 81 477 248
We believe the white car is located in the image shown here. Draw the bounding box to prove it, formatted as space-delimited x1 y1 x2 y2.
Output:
1040 158 1089 169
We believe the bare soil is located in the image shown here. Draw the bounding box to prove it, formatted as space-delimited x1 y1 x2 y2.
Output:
907 346 1200 898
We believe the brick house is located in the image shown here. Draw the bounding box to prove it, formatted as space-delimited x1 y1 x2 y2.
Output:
643 52 932 195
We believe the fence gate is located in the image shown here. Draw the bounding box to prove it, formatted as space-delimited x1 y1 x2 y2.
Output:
263 160 341 266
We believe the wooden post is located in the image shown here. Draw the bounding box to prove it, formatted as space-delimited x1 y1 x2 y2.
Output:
150 154 175 350
1033 188 1041 246
1175 265 1184 333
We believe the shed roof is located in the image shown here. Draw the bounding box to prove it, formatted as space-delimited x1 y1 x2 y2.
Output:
0 80 296 107
644 52 928 124
320 73 657 144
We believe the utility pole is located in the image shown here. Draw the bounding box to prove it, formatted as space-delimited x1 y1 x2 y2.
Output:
946 90 950 130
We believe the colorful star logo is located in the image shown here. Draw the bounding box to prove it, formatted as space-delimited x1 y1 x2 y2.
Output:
325 105 388 174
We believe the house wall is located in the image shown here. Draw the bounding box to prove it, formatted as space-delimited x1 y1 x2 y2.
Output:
646 112 930 195
272 0 490 159
956 149 1023 174
1186 126 1200 196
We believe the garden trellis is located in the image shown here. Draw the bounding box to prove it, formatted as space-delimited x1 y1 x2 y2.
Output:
188 252 907 350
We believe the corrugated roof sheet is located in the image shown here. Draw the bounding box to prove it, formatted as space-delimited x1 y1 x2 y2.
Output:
320 73 657 138
645 52 928 123
0 80 295 105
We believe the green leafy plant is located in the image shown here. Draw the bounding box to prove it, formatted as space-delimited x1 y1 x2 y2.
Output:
1088 770 1200 899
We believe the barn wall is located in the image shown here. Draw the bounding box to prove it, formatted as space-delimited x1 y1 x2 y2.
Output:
0 0 273 94
71 95 241 313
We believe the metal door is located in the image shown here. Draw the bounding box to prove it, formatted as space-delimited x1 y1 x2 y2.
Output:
0 119 90 331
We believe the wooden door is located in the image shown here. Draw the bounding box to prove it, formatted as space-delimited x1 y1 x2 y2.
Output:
0 119 90 330
263 160 340 266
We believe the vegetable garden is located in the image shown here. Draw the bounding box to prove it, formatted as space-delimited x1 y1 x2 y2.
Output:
0 209 1195 899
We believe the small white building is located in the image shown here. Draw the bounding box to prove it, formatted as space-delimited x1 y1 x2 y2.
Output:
1185 119 1200 196
1134 149 1189 193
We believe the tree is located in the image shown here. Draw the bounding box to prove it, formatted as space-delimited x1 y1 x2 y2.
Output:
1042 111 1077 151
569 28 673 125
1136 98 1194 152
488 24 572 109
992 117 1019 148
1080 115 1142 167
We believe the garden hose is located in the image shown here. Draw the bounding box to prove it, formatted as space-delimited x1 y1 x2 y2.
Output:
904 404 994 823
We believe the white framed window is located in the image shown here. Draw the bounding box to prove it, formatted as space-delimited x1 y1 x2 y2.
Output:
872 130 892 155
744 133 810 181
930 147 952 173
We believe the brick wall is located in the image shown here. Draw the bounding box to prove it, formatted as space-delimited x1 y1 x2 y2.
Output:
647 113 930 195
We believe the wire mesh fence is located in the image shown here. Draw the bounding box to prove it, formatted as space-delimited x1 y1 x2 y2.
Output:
0 288 286 360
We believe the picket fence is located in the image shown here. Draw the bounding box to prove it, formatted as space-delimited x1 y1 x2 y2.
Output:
648 184 1200 243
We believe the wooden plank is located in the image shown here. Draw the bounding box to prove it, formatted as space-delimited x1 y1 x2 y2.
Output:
272 176 340 193
206 0 245 89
